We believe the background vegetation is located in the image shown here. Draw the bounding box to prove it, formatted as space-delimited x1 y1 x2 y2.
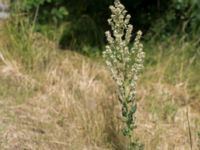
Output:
0 0 199 149
13 0 200 50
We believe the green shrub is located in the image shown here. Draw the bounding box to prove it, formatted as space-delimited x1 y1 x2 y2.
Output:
58 15 104 50
12 0 68 24
12 0 200 53
148 0 200 40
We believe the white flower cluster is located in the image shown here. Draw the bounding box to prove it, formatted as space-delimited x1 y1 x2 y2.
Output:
103 0 145 104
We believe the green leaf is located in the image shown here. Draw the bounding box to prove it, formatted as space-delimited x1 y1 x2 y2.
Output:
131 104 137 114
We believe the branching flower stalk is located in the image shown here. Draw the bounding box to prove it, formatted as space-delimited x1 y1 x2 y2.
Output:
103 0 145 149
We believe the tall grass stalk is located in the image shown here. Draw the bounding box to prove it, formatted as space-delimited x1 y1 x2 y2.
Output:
103 0 145 149
198 132 200 150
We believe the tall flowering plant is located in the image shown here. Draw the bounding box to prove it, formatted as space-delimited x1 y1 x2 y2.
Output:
103 0 145 149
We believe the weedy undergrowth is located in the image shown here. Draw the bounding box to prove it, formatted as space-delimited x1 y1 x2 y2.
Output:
103 0 145 149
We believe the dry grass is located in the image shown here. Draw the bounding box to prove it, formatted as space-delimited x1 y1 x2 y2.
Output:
0 50 122 149
0 22 199 149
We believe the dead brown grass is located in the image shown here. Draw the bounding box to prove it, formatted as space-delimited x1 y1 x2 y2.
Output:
0 23 199 150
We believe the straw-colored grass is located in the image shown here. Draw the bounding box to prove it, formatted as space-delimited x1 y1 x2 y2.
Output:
0 21 199 149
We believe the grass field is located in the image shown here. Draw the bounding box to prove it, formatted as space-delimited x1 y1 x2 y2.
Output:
0 19 200 149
